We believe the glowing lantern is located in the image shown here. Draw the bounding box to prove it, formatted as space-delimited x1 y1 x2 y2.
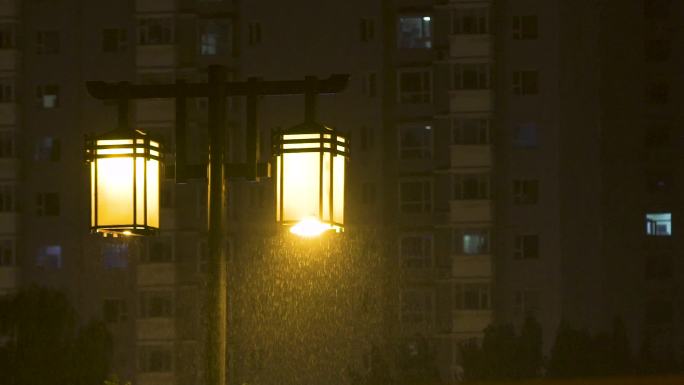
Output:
86 129 161 236
273 122 349 237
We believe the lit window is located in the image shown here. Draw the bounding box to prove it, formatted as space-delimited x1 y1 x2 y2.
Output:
37 85 60 109
399 124 432 160
398 16 432 48
398 68 431 103
454 283 490 310
102 243 128 269
513 179 539 205
36 193 59 216
102 28 127 52
139 290 174 318
138 18 174 45
0 238 13 266
399 179 432 213
452 173 490 200
452 63 490 90
513 70 539 95
138 345 173 373
513 289 540 317
400 234 433 268
36 245 62 269
36 30 60 54
514 234 539 259
451 118 490 145
401 289 433 324
513 123 538 148
453 228 490 255
35 137 60 161
103 298 128 323
646 212 671 236
452 8 489 34
199 19 232 55
512 15 538 40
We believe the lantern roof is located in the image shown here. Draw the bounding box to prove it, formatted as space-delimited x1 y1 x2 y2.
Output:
93 128 151 140
282 121 339 135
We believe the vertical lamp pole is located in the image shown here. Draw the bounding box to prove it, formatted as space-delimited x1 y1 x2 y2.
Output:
86 66 348 385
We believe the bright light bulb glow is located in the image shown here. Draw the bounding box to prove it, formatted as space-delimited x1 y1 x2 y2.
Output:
290 218 333 238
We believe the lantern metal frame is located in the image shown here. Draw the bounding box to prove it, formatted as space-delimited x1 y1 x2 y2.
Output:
273 122 349 232
85 129 162 236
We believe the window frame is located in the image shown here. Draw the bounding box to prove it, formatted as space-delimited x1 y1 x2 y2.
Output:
399 179 433 213
398 68 432 104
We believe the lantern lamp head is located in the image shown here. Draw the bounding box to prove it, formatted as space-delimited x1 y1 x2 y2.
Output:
273 122 349 237
86 129 161 236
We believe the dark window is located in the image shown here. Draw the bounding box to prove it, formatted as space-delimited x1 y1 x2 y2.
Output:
513 70 539 95
645 40 671 62
36 245 62 269
36 193 59 216
513 123 538 148
0 78 14 103
0 184 14 212
359 126 374 151
454 283 490 310
399 69 431 103
452 8 489 34
0 23 16 49
102 243 128 269
138 346 172 373
36 30 60 54
103 298 128 323
514 234 539 259
644 0 670 19
139 291 173 318
452 119 490 145
400 234 432 268
452 173 490 200
0 131 15 158
138 18 173 45
513 179 539 204
512 15 538 39
102 28 127 52
0 238 13 266
360 18 375 41
363 72 377 97
646 82 669 104
399 125 432 160
644 125 671 148
144 238 173 263
452 63 490 90
513 290 540 317
400 180 432 213
35 137 60 161
248 21 262 45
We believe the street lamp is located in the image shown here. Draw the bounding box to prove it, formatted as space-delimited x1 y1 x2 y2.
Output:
273 122 348 237
85 128 161 236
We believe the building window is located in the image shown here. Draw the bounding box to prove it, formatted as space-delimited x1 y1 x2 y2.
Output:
36 30 60 54
399 124 432 160
453 228 490 255
646 82 669 104
139 290 174 318
361 182 376 206
399 180 432 213
646 213 671 236
0 238 14 266
103 298 128 323
398 69 431 103
359 126 374 151
248 21 262 45
0 183 14 212
451 118 490 145
102 28 127 52
401 289 433 324
451 8 489 34
513 70 539 95
452 173 490 200
454 283 490 310
452 63 490 90
400 234 433 268
645 39 671 62
514 234 539 259
513 179 539 205
360 18 375 41
143 238 173 263
102 243 128 269
35 137 60 161
138 18 174 45
198 19 232 56
0 78 13 103
0 23 16 49
138 345 173 373
0 131 15 158
362 72 377 97
398 16 432 48
36 193 59 216
37 85 60 109
513 123 538 148
36 245 62 269
644 0 670 19
512 15 538 39
513 289 540 318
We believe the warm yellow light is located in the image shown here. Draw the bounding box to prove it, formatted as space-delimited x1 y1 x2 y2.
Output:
122 230 132 236
290 218 336 237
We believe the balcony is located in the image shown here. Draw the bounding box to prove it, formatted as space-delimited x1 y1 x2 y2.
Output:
449 200 491 222
136 45 176 68
0 103 18 125
450 145 492 168
0 266 17 290
137 373 175 385
135 99 175 122
0 50 20 72
449 90 492 113
0 0 18 17
452 309 491 333
137 263 175 286
452 254 491 278
449 34 491 58
137 318 175 340
136 0 175 13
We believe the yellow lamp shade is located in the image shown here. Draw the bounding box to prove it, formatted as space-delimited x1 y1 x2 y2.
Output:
86 129 161 236
273 122 348 236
